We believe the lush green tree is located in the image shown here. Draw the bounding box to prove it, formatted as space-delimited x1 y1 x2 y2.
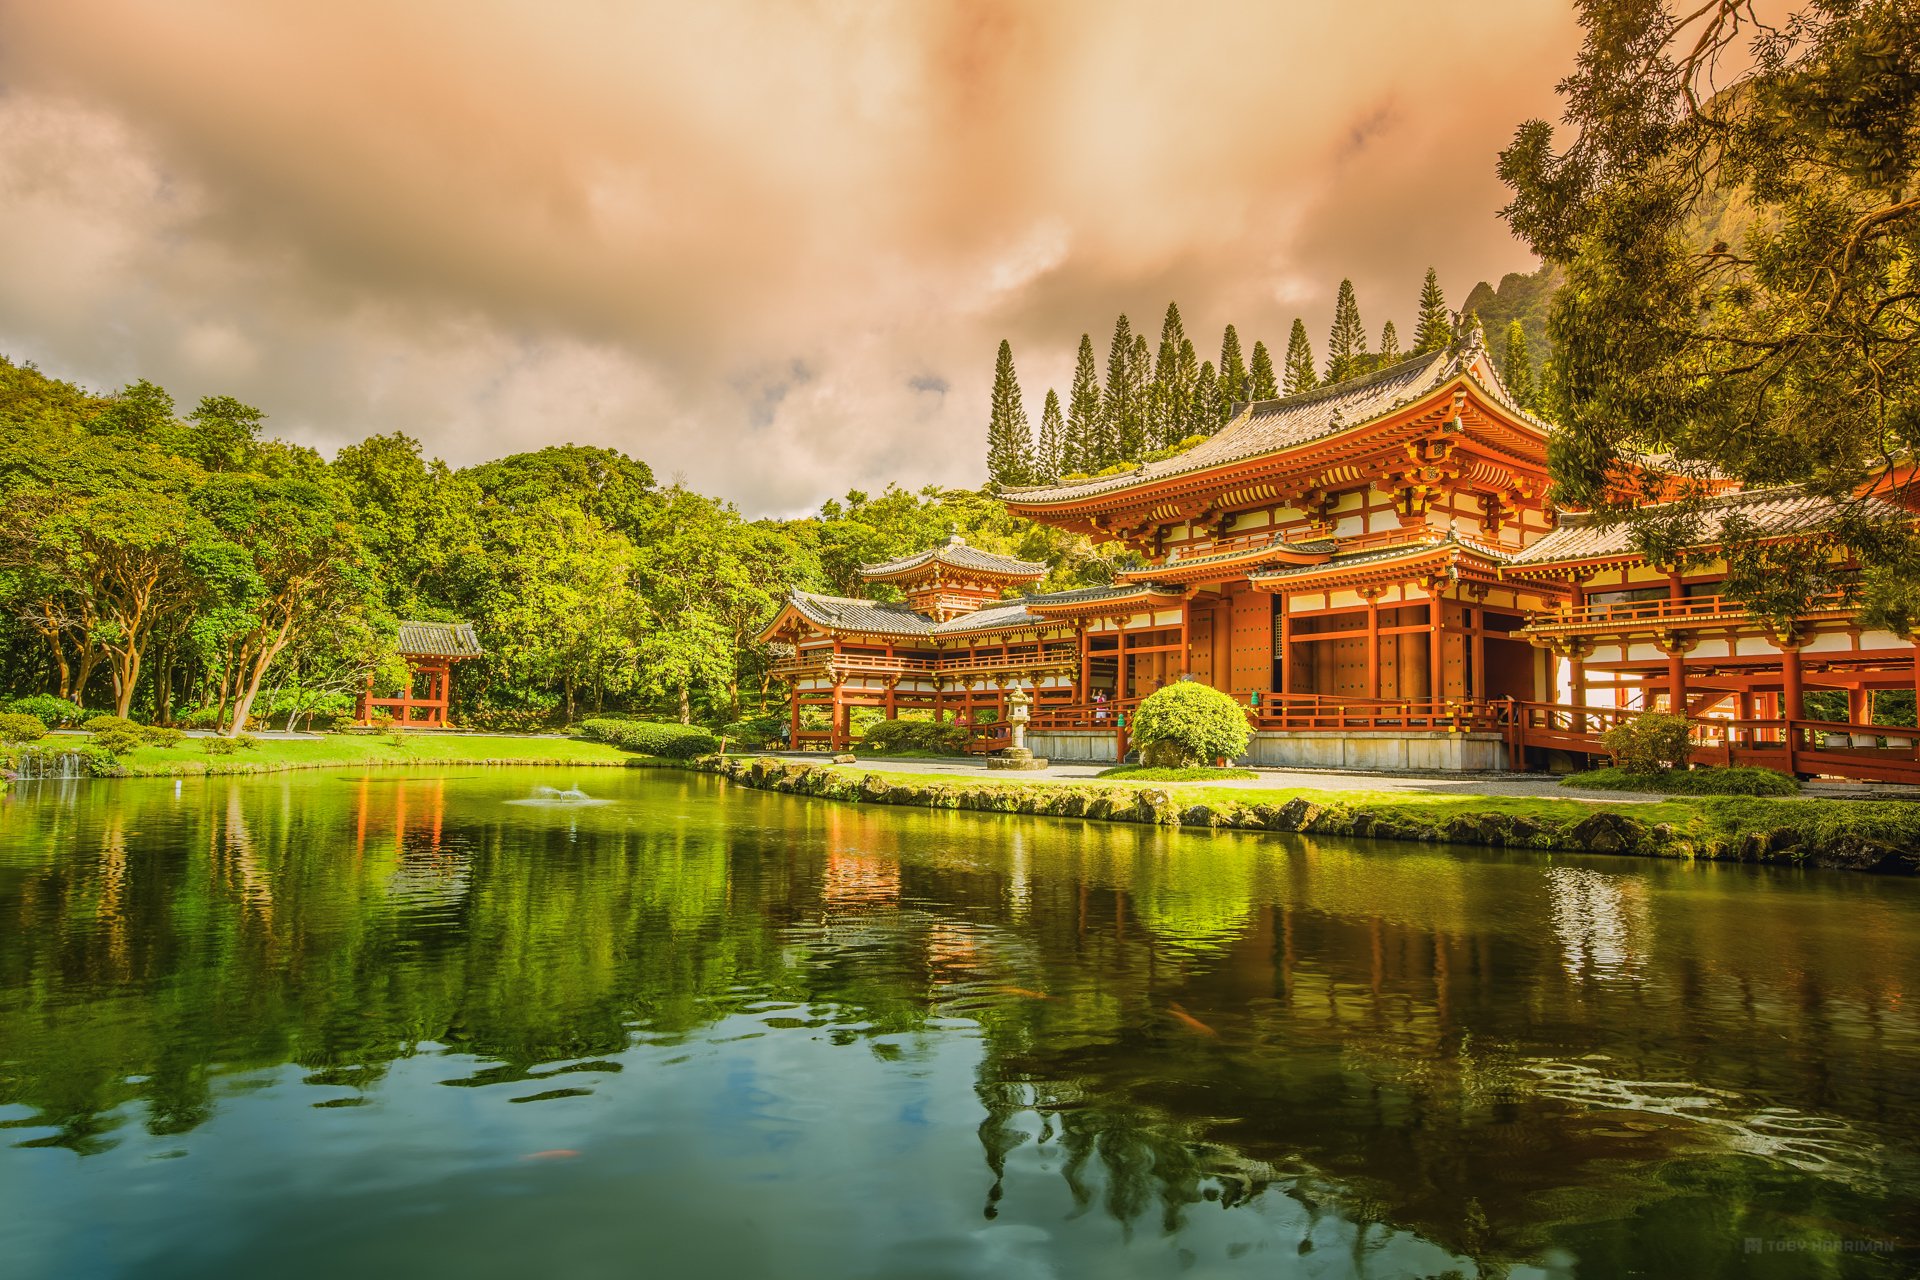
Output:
1497 0 1920 624
464 445 658 541
1324 279 1370 383
1281 319 1319 395
332 433 482 615
985 339 1034 487
1101 317 1148 462
1036 389 1064 483
1066 333 1104 474
184 396 266 473
1247 341 1278 401
1411 267 1452 355
1503 320 1537 412
1377 320 1401 366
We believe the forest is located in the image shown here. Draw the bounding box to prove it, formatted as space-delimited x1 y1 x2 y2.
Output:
0 356 1126 736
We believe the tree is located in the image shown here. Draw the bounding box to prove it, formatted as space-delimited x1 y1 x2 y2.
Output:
332 433 481 615
1149 304 1199 450
1324 279 1370 383
1247 341 1279 400
1129 333 1153 452
1377 320 1401 366
1503 320 1536 412
1036 390 1065 483
1190 361 1222 435
985 339 1033 487
1411 267 1452 355
1066 333 1104 474
1103 315 1146 464
1281 319 1318 395
1217 325 1248 414
1497 0 1920 624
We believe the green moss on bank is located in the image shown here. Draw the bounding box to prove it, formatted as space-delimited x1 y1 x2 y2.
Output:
692 755 1920 873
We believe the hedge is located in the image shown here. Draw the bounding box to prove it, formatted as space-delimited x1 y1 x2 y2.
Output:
581 718 720 759
859 718 969 755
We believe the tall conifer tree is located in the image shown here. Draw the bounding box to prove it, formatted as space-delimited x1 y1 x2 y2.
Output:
1035 389 1064 482
1217 325 1248 415
1503 320 1536 412
985 339 1032 486
1247 341 1278 400
1103 315 1146 463
1282 318 1318 395
1150 303 1197 449
1066 332 1103 473
1377 320 1401 365
1190 360 1222 434
1323 279 1370 383
1411 267 1451 355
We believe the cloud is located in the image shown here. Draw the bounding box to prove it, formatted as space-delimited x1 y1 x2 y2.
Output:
0 0 1580 516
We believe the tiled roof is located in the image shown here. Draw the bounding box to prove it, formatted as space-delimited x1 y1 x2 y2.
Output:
395 621 485 658
1248 532 1513 583
1509 486 1909 566
1120 534 1338 579
787 591 936 637
859 535 1048 581
1003 323 1532 507
929 600 1045 635
1023 582 1181 607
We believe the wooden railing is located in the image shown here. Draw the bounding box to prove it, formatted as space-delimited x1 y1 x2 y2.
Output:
1523 591 1853 631
771 647 1080 680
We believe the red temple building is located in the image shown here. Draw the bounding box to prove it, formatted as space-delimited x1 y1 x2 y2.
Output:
761 322 1919 782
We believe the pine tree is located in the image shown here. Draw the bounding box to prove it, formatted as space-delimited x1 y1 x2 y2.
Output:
1282 318 1318 395
1102 315 1148 463
1377 320 1401 365
1066 332 1103 473
1126 332 1153 456
1218 324 1248 416
985 339 1033 486
1324 279 1370 383
1247 340 1279 400
1190 360 1222 434
1504 320 1536 412
1149 303 1198 449
1411 267 1450 355
1036 389 1064 482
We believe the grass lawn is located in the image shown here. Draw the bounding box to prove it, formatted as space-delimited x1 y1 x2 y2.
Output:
1096 765 1259 782
110 733 636 776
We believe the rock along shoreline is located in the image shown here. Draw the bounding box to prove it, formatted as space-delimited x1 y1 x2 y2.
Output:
686 755 1920 875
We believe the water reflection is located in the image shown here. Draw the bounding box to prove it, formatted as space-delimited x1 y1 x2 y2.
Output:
0 770 1916 1278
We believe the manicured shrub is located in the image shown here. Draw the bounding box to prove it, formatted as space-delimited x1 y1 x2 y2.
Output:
1598 711 1693 774
859 718 969 755
1130 682 1251 767
0 712 48 744
3 695 85 727
82 715 185 756
176 705 226 730
721 715 788 747
581 719 719 758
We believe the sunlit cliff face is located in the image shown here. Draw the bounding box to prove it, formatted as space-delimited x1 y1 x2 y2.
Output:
0 0 1576 514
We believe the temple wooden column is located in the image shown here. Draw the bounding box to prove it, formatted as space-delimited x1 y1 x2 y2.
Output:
1078 625 1091 706
1427 594 1445 702
1364 591 1381 700
1277 595 1292 696
1782 644 1804 722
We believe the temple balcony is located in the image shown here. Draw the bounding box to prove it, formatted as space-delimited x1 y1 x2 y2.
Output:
771 645 1081 681
1519 591 1856 637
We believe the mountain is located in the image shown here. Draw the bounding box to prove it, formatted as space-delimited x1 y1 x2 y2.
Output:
1461 261 1560 383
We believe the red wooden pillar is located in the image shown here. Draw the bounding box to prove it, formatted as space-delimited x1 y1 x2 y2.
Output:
1427 595 1445 703
1668 649 1687 716
1079 624 1091 707
1277 595 1292 696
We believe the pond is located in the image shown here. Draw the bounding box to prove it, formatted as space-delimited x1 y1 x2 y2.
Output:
0 769 1916 1277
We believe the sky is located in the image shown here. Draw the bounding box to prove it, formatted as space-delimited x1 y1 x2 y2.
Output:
0 0 1581 517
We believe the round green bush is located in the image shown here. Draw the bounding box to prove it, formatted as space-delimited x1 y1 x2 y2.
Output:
3 695 84 727
581 718 719 758
1129 683 1251 767
0 712 47 744
859 718 969 755
1599 711 1692 774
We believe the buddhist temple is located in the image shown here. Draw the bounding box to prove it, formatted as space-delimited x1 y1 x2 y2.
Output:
760 320 1919 783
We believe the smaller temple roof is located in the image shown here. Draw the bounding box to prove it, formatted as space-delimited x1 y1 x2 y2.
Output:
1508 486 1909 568
859 534 1048 583
396 621 485 659
785 591 935 637
1247 531 1513 591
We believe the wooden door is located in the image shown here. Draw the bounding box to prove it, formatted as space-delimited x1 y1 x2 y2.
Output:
1228 588 1272 699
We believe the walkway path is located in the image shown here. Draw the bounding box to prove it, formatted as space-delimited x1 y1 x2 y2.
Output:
770 752 1919 805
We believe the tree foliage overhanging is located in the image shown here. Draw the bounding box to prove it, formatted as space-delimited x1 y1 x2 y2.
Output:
1498 0 1920 627
0 358 1128 732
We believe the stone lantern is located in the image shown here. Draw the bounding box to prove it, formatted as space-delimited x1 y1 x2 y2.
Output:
987 685 1049 771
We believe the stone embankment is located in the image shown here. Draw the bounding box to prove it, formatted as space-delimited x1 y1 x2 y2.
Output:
688 755 1919 874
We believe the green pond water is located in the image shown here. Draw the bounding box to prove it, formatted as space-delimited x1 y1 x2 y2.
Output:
0 769 1916 1278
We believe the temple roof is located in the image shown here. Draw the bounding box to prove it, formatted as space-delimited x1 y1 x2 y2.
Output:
1247 531 1514 586
785 591 935 637
1003 324 1538 508
859 534 1048 583
1508 486 1909 568
395 620 485 658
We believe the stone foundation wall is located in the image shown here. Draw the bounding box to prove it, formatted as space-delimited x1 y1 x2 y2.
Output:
1243 731 1509 772
1027 729 1120 763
